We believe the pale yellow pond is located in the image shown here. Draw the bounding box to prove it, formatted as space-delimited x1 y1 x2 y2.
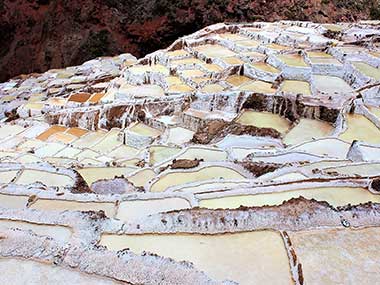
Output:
193 44 236 58
252 62 280 73
0 170 18 183
150 166 245 192
0 194 28 209
284 119 333 145
175 147 227 162
91 128 122 153
127 169 156 187
116 198 190 221
324 163 380 176
100 231 292 285
200 187 380 209
128 123 161 137
352 62 380 80
236 110 291 133
0 219 71 243
277 54 308 67
280 80 311 95
0 258 121 285
288 227 380 285
78 167 137 186
314 75 354 94
239 80 276 94
339 114 380 144
226 75 252 87
149 146 181 165
368 106 380 119
16 169 74 187
31 199 116 217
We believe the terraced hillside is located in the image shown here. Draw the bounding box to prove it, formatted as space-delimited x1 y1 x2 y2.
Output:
0 21 380 284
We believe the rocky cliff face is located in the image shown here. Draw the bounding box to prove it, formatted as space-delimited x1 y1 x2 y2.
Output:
0 0 379 81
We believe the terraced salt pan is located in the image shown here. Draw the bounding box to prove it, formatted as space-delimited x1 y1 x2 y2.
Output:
269 172 308 182
352 62 380 80
298 160 350 172
179 69 206 78
339 114 380 144
126 64 169 75
150 166 245 192
280 80 311 95
168 84 193 93
313 75 354 95
30 199 116 217
108 145 138 159
236 110 291 134
239 80 276 93
0 125 25 140
265 43 291 52
288 227 380 284
66 127 88 137
309 57 342 65
0 170 18 183
290 138 350 158
72 131 107 148
324 163 380 176
0 194 28 209
200 83 225 93
78 167 137 186
277 54 308 67
36 126 67 141
127 169 156 187
166 127 194 145
193 44 236 58
229 147 277 160
47 132 77 144
251 62 280 73
368 106 380 119
199 187 380 209
116 198 190 221
170 57 204 67
306 51 334 58
0 258 121 285
283 119 333 145
306 51 342 65
55 146 82 158
218 33 250 41
16 169 74 187
16 154 42 164
0 220 71 243
149 146 181 165
235 39 260 48
91 129 122 153
34 142 66 157
119 84 165 98
100 231 292 285
128 123 161 137
226 75 252 87
173 147 228 163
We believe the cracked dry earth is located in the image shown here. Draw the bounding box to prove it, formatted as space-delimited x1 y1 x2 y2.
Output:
1 20 380 285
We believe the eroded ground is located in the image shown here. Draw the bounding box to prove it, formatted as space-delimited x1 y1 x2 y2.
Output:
0 20 380 284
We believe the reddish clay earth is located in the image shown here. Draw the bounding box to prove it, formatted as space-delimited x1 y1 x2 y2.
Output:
0 0 379 82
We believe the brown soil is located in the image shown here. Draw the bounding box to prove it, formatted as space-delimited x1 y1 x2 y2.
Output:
192 119 281 144
170 159 203 169
72 170 92 194
1 0 378 82
238 161 281 177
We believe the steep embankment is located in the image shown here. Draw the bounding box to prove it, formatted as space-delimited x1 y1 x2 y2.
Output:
0 0 379 81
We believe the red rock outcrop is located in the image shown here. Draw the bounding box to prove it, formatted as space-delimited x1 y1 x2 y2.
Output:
1 0 379 81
